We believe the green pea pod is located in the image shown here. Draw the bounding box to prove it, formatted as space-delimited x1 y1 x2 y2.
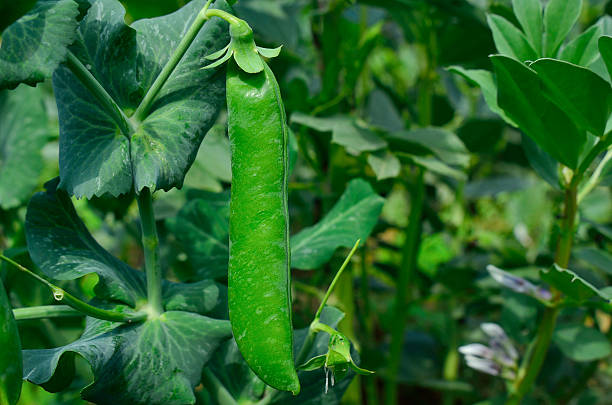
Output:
226 59 300 395
0 277 22 405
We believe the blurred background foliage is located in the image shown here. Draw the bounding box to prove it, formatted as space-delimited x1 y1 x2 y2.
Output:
1 0 611 404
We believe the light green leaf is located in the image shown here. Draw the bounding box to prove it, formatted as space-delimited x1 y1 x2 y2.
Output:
291 112 338 132
491 54 585 168
0 277 22 405
599 35 612 81
560 23 602 67
23 311 231 405
543 0 582 57
512 0 543 54
57 0 231 198
367 151 401 180
291 179 384 270
554 323 611 362
0 0 80 89
540 264 611 303
205 43 231 60
0 85 50 209
183 125 232 191
447 66 515 125
574 247 612 276
409 156 467 181
257 45 282 58
531 58 612 137
229 21 265 73
387 128 470 168
487 14 537 61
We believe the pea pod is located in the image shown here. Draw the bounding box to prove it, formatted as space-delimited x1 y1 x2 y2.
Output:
226 59 300 395
0 277 22 405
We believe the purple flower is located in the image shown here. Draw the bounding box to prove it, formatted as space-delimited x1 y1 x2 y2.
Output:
486 265 552 302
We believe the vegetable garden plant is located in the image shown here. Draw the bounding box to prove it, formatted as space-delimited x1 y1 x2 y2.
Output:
0 0 611 404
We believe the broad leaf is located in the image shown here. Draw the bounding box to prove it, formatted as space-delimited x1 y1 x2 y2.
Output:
291 179 384 270
23 311 231 405
56 0 231 198
291 113 387 155
531 58 612 136
491 55 585 168
543 0 582 57
554 323 611 362
0 85 50 209
560 23 602 67
0 277 22 405
600 35 612 82
0 0 80 89
574 247 612 276
487 14 537 62
512 0 543 54
447 66 515 125
367 151 401 180
166 193 231 280
386 128 470 168
540 264 611 303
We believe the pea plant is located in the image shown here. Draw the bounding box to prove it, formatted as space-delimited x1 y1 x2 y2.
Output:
0 0 383 404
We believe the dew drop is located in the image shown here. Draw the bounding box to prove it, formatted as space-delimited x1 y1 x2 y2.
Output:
53 290 64 301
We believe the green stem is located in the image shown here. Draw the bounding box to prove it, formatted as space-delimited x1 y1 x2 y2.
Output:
131 0 215 122
204 8 243 26
65 51 134 136
0 254 147 323
13 305 81 321
201 368 239 405
506 184 578 405
136 188 163 316
577 148 612 203
385 168 425 405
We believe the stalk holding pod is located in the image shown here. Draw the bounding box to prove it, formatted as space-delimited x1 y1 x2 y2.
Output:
204 11 299 394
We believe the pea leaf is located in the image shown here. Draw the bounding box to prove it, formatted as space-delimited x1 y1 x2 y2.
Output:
367 151 401 180
0 0 80 89
56 0 231 198
487 14 537 62
540 264 612 303
0 85 50 209
543 0 582 57
0 277 22 405
530 58 612 137
23 310 231 405
554 323 611 362
511 0 543 54
491 54 585 168
291 179 384 270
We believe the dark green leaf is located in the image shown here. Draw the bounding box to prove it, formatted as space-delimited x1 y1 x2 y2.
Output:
291 179 384 270
554 323 611 362
23 311 231 405
530 58 612 137
0 85 50 209
487 14 537 61
0 277 22 405
512 0 543 54
0 0 80 89
599 35 612 81
491 54 585 168
521 133 559 189
540 264 611 303
57 0 231 198
543 0 582 57
574 247 612 275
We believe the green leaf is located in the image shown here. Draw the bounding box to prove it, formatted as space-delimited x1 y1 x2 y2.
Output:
487 14 537 61
574 247 612 276
367 151 401 180
491 54 585 168
291 179 384 270
543 0 582 57
540 264 611 303
530 58 612 136
0 0 80 89
447 66 515 125
599 35 612 81
0 277 22 405
386 128 470 168
297 355 327 371
521 133 559 189
57 0 231 198
554 323 611 362
23 311 231 405
0 85 50 209
512 0 543 54
257 45 282 58
560 23 602 67
166 193 230 280
291 113 387 155
409 156 467 181
183 125 232 192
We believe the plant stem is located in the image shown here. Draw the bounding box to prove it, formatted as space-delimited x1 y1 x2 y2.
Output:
577 148 612 203
506 184 578 405
65 51 134 136
0 254 147 323
385 168 425 405
136 187 163 316
131 0 215 122
13 305 81 321
201 368 239 405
